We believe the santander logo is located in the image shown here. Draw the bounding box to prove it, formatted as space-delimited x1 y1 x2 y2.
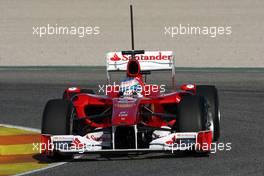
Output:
110 53 122 61
110 52 172 62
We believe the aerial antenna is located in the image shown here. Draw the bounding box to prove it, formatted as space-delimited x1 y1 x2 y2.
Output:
122 5 145 58
130 5 135 50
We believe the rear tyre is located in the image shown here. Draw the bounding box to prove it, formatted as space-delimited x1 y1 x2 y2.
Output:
41 99 74 159
196 85 220 141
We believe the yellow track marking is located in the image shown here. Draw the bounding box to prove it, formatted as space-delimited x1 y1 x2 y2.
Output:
0 124 65 176
0 162 48 175
0 127 38 136
0 143 39 155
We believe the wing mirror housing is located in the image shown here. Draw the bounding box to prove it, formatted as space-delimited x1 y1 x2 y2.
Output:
180 84 196 93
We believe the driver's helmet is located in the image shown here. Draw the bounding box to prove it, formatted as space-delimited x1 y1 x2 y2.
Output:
120 77 142 97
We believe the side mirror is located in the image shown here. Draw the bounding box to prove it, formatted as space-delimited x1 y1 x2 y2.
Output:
180 84 196 93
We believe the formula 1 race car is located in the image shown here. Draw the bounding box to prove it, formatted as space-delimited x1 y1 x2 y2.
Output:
40 5 220 159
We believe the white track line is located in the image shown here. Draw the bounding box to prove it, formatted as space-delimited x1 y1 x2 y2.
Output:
0 123 40 133
15 162 67 176
0 123 67 176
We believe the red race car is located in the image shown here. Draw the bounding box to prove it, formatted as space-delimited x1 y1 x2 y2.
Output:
40 5 220 159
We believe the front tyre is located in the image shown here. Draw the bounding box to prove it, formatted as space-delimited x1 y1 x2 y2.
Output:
196 85 220 141
41 99 74 159
177 95 210 154
177 95 207 132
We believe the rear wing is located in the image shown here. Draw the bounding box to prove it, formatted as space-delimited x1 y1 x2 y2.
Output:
106 51 176 87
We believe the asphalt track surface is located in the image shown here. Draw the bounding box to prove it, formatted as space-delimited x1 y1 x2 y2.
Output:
0 69 264 176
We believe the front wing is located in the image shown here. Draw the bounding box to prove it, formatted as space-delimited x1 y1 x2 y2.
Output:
40 130 212 155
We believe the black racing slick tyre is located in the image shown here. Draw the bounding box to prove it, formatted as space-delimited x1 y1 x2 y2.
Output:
177 95 207 132
196 85 220 141
41 99 74 160
42 99 73 135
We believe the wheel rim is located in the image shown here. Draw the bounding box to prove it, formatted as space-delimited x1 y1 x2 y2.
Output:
209 112 214 140
218 108 221 122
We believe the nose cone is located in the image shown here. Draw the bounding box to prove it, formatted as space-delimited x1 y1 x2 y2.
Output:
112 98 139 126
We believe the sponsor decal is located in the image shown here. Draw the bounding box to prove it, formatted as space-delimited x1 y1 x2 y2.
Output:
110 53 122 61
176 133 196 138
71 138 85 149
109 52 172 61
52 136 73 141
115 103 134 108
86 133 111 142
87 135 102 142
118 111 128 117
165 135 176 145
117 98 136 103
